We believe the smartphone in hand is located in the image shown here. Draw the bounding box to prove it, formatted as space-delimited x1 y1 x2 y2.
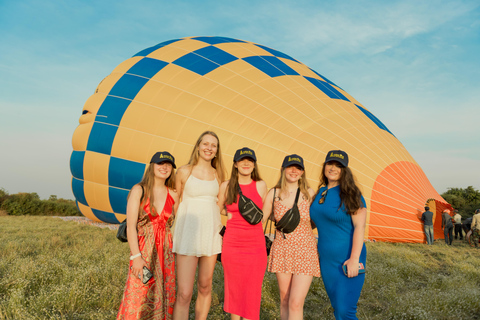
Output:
219 226 226 237
342 263 365 276
142 266 153 284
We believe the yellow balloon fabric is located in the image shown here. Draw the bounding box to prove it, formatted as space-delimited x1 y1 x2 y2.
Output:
71 36 450 243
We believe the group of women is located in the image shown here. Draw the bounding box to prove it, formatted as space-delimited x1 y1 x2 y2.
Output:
116 131 367 320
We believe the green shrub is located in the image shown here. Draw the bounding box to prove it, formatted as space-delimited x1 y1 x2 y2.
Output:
441 186 480 218
0 189 80 217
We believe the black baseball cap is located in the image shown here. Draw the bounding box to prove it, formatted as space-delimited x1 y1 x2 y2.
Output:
233 147 257 162
150 151 176 168
425 206 430 210
325 150 349 167
282 154 304 170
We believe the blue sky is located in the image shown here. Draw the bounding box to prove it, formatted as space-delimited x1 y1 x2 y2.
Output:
1 0 479 200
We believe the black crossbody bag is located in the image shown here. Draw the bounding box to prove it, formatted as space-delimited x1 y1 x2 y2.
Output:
238 184 263 225
217 183 264 262
275 188 301 238
116 186 145 242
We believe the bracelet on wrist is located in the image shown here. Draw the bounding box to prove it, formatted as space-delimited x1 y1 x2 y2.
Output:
130 253 142 260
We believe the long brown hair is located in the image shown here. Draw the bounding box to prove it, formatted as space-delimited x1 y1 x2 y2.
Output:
273 166 311 202
187 131 226 182
316 162 363 215
136 162 176 216
225 160 262 205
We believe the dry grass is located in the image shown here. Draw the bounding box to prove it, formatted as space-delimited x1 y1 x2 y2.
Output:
0 216 479 319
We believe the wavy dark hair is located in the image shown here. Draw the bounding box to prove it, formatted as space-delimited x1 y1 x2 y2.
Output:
225 159 262 205
316 162 363 215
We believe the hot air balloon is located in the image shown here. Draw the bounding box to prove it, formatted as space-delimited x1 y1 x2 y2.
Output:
70 36 451 243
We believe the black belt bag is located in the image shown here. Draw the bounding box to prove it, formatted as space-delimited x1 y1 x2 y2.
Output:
238 184 263 225
275 188 301 237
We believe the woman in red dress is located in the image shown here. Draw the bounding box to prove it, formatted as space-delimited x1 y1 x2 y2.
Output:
117 151 179 320
217 147 268 320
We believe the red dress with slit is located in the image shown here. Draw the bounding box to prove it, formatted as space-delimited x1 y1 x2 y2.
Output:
117 190 176 320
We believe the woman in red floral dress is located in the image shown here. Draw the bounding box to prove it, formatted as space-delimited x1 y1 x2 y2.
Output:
117 151 179 320
262 154 320 320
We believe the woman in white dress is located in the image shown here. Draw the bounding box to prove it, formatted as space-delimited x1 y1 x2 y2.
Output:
172 131 226 320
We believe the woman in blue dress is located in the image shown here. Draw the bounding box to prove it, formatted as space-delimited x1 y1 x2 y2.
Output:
310 150 367 320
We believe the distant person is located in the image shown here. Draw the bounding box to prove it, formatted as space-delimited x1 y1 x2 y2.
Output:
462 217 473 235
441 209 454 245
217 147 268 320
310 150 367 320
453 210 463 240
117 151 179 320
421 206 434 245
471 209 480 248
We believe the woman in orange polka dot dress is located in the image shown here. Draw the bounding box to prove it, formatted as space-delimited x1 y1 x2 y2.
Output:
262 154 320 319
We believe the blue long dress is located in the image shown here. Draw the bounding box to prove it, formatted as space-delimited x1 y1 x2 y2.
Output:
310 185 366 320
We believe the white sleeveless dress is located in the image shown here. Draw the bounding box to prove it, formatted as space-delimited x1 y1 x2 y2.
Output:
172 174 223 257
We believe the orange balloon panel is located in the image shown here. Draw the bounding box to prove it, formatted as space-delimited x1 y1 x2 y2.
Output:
70 36 450 242
369 161 449 242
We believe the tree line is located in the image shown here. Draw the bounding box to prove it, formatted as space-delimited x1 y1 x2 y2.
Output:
1 186 478 218
441 186 480 218
0 188 80 216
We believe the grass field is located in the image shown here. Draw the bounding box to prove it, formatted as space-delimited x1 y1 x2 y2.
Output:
1 216 479 319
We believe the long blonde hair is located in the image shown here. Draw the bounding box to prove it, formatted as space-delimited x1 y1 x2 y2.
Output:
274 167 311 201
136 163 176 216
187 131 226 182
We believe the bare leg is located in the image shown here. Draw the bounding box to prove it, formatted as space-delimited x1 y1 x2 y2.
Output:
173 254 198 320
230 314 251 320
276 273 293 320
287 274 313 320
194 255 218 320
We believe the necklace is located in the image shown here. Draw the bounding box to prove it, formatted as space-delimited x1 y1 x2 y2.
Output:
286 188 298 197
